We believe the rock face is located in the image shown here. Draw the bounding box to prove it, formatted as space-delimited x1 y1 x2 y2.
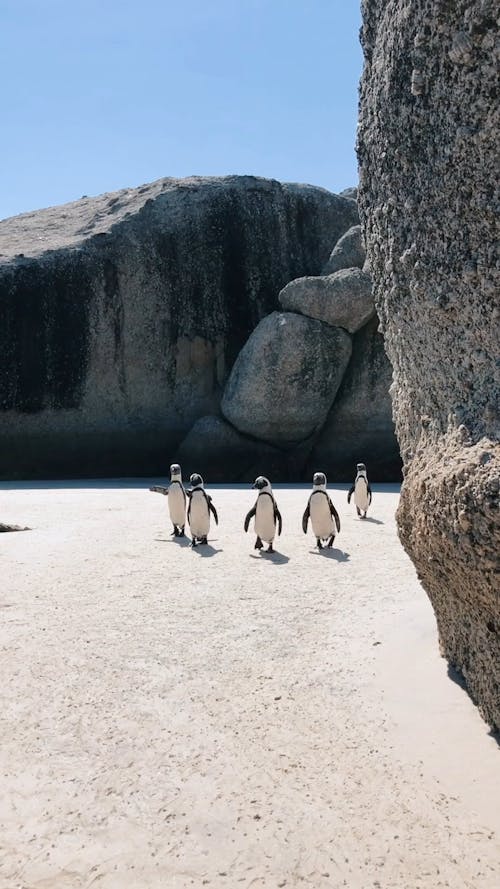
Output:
178 415 282 483
358 1 499 729
0 176 358 477
0 523 29 532
322 225 366 274
221 312 352 446
308 316 401 481
278 268 374 333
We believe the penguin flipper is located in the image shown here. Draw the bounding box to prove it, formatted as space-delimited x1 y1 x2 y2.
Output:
367 485 372 505
244 506 256 532
274 505 282 536
302 505 310 534
209 500 218 525
347 485 355 503
330 502 341 534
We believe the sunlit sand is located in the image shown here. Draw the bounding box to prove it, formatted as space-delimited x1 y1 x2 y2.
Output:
1 482 498 888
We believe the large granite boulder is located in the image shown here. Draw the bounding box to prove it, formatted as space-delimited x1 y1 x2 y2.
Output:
221 312 352 447
307 316 401 480
278 268 374 333
178 414 318 482
177 415 283 483
322 225 366 275
358 1 499 729
0 176 358 478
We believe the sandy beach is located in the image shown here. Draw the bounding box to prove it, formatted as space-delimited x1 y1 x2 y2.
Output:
1 482 498 889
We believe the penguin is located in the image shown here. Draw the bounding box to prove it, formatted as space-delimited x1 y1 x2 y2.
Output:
347 462 372 519
244 476 282 553
149 463 186 536
302 472 341 549
186 473 218 547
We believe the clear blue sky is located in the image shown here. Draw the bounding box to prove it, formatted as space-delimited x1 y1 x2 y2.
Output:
1 1 362 219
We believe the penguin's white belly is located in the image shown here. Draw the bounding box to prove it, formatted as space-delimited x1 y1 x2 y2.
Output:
354 479 370 511
255 496 276 543
189 491 210 537
309 492 334 539
168 484 186 526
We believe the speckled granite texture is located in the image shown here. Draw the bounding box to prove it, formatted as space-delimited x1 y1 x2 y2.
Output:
358 0 499 729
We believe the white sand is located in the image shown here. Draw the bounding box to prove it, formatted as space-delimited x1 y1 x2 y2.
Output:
1 482 498 889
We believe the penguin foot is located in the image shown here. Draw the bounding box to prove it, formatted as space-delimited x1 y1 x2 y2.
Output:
267 544 274 553
178 528 185 537
316 538 323 550
254 537 263 550
327 535 335 548
191 539 198 548
361 513 367 520
171 527 178 536
200 536 208 545
356 507 361 517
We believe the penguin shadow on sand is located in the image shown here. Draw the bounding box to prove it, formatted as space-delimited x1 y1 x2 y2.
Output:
357 516 384 525
310 547 350 562
191 539 222 558
249 550 290 565
156 533 192 547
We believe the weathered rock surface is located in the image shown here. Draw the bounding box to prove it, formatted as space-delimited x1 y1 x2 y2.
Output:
278 268 375 333
221 312 352 447
0 523 29 532
340 186 358 202
308 316 401 480
178 415 283 483
0 175 358 477
358 1 499 729
322 225 366 275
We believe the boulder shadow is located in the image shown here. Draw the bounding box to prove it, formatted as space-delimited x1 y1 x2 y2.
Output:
447 664 500 747
311 548 350 562
488 728 500 748
447 663 468 691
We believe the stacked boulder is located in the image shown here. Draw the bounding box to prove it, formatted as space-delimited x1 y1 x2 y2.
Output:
179 220 401 481
0 175 359 479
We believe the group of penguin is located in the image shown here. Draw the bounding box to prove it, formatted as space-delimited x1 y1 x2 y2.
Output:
150 463 372 551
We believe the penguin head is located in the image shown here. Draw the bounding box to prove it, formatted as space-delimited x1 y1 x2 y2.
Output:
253 476 271 492
313 471 327 489
190 473 204 489
170 463 182 480
356 462 367 477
